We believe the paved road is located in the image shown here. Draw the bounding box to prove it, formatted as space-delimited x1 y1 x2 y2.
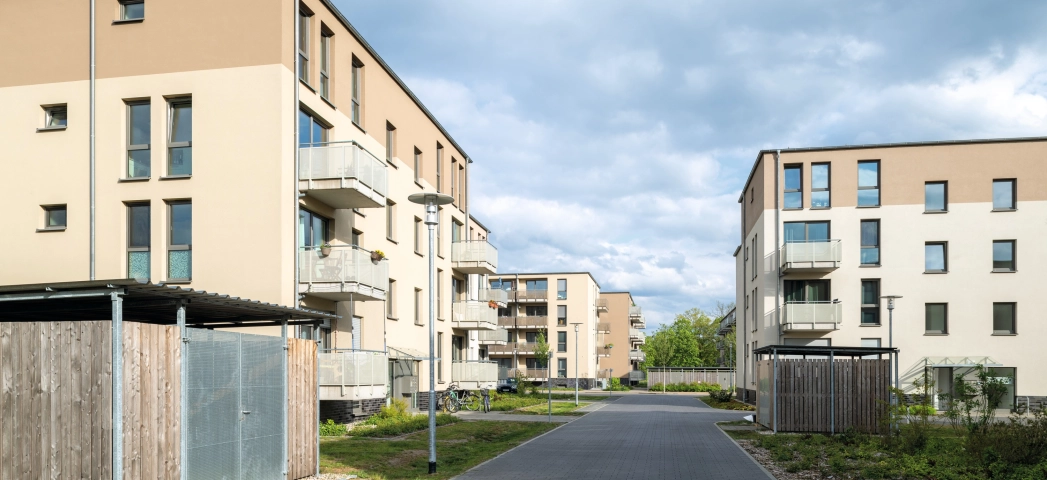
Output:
455 394 773 479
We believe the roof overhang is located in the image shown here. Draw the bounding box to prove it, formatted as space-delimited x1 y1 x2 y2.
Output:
754 344 898 358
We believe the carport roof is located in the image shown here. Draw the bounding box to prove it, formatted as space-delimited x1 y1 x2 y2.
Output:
0 279 337 327
754 344 898 357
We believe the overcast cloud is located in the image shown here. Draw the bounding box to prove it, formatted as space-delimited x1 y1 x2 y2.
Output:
333 0 1047 328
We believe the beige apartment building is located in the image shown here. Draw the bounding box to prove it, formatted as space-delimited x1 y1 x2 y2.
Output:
598 292 648 384
0 0 501 415
735 137 1047 411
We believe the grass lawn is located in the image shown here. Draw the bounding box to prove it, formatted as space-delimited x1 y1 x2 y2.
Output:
698 396 755 411
512 402 591 416
489 393 607 411
320 420 557 479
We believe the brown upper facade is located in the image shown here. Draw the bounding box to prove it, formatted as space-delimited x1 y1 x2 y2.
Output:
739 137 1047 236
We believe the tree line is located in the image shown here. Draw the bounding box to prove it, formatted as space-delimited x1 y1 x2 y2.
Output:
639 302 735 370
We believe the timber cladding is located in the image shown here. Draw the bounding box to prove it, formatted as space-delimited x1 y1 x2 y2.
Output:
756 358 890 434
122 322 182 480
287 337 319 479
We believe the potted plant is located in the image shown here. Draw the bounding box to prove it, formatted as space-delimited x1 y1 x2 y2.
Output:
488 300 498 309
370 249 386 264
319 242 332 257
606 343 614 349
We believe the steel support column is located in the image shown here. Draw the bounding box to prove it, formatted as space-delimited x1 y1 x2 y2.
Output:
111 291 124 478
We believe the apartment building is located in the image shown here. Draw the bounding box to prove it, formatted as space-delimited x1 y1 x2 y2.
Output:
0 0 499 413
598 292 648 384
484 273 610 386
735 137 1047 411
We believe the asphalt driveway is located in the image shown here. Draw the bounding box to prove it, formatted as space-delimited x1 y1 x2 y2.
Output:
455 394 773 479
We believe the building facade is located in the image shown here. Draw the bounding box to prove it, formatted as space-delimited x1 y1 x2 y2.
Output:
735 138 1047 411
0 0 499 412
599 292 647 384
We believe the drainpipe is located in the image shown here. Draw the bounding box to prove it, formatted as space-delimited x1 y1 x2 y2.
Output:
741 188 747 401
293 3 301 311
774 150 782 345
89 0 96 280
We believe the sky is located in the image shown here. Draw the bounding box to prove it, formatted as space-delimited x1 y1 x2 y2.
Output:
332 0 1047 329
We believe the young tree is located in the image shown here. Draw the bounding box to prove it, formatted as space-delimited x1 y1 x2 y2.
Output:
532 330 551 394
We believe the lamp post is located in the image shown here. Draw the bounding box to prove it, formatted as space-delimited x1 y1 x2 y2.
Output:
881 295 903 405
408 192 454 475
547 351 553 422
571 323 582 406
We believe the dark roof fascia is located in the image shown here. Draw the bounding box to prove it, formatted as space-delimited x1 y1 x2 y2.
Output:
753 344 898 357
469 214 490 233
739 136 1047 202
492 272 602 289
733 245 742 257
318 0 473 163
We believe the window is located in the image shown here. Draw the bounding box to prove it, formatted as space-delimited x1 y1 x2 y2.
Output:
525 305 547 317
437 269 443 318
557 279 567 300
861 280 880 325
351 57 363 124
413 148 422 183
557 332 567 352
783 164 802 209
860 220 879 265
42 105 67 129
557 358 567 378
458 163 465 207
120 0 144 20
167 99 192 176
351 316 362 349
167 201 192 281
993 179 1016 210
387 279 396 318
857 160 880 207
298 9 311 83
783 221 829 243
993 303 1016 334
925 242 947 273
298 209 329 247
925 182 947 212
451 158 458 199
319 32 331 99
811 163 830 208
414 288 422 325
127 101 151 178
451 219 462 244
351 229 361 247
436 143 444 192
751 235 757 280
385 123 396 163
993 240 1016 272
861 338 881 348
386 200 396 240
784 280 829 303
414 217 422 254
437 332 444 382
298 110 328 147
436 207 443 257
42 205 67 230
557 305 566 326
491 279 514 291
925 303 947 334
127 203 150 279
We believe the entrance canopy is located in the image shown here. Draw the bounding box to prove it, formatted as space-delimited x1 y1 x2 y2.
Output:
0 279 336 327
921 356 1002 368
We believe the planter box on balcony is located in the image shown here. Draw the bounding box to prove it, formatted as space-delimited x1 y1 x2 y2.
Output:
318 350 389 401
299 246 388 301
452 241 498 274
780 240 842 273
299 143 388 209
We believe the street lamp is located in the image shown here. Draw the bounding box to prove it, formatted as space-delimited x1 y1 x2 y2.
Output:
571 322 582 406
408 192 454 475
881 295 903 404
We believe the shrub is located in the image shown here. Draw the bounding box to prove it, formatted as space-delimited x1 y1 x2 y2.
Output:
374 397 411 421
354 413 459 438
605 378 631 391
319 419 347 437
908 405 937 416
637 380 648 388
648 381 721 393
709 389 733 403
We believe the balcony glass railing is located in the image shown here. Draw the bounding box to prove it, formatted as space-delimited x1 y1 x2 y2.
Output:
452 361 499 387
451 240 498 271
479 288 509 305
782 301 843 330
451 301 498 330
318 349 388 400
299 245 388 297
299 142 388 197
780 240 842 271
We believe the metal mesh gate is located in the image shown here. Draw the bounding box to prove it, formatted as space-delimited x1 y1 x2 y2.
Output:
186 328 286 480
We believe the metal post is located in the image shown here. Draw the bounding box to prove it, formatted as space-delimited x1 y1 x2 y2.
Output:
314 324 320 477
573 323 580 406
177 301 188 480
281 318 288 479
773 349 779 434
829 350 835 435
426 204 437 475
547 352 552 423
111 291 123 479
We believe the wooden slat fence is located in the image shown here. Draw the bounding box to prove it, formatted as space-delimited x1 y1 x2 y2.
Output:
647 368 735 388
288 337 318 479
756 358 890 434
122 322 181 480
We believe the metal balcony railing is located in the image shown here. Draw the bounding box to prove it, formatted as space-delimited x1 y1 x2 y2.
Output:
318 349 389 400
486 342 537 355
299 246 388 301
451 301 498 330
628 370 646 382
451 361 498 389
511 289 548 302
499 316 548 329
478 288 509 305
451 240 498 274
299 142 388 209
629 350 645 361
629 305 642 318
477 327 509 345
780 240 842 272
597 347 612 357
597 322 611 333
782 301 843 331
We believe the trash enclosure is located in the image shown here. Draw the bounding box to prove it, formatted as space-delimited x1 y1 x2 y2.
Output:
0 279 331 480
754 345 897 434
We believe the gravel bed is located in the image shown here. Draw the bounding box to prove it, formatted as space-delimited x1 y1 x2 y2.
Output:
737 439 821 480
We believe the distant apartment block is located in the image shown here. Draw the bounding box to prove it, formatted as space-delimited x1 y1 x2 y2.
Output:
735 137 1047 411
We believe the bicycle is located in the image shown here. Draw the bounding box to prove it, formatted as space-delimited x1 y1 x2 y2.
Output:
437 389 460 413
459 389 481 411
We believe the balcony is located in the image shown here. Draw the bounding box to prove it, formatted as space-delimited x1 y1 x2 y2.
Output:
629 328 640 340
478 288 509 307
597 347 612 357
597 369 612 378
628 370 646 382
477 327 509 346
630 331 646 345
299 246 388 301
597 322 611 333
511 289 548 303
486 342 536 355
629 306 646 328
780 240 842 273
299 142 388 209
318 350 388 401
452 240 498 275
452 361 498 390
511 368 548 380
499 316 548 329
629 350 645 361
451 301 498 330
781 301 843 332
596 297 608 312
